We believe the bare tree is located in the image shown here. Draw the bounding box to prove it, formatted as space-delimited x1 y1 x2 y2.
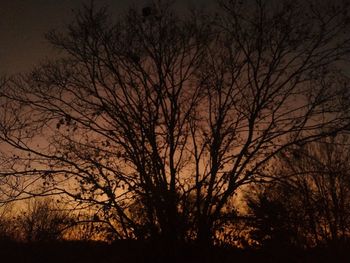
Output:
186 0 350 244
0 0 349 245
0 203 19 242
17 198 72 242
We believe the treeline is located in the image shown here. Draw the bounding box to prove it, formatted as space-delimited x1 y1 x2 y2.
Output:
0 198 109 242
1 134 350 251
0 199 73 242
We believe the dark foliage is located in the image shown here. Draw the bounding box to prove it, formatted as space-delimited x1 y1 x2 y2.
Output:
247 134 350 249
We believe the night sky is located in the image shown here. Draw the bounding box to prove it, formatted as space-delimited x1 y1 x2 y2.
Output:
0 0 214 75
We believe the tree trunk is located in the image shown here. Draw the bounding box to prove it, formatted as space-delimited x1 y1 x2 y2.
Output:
197 217 213 247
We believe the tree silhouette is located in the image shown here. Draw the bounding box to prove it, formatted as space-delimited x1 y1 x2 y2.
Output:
0 203 19 242
0 0 350 245
17 198 72 242
247 134 350 248
247 191 297 248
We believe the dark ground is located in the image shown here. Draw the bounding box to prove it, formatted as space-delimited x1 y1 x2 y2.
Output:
0 240 349 263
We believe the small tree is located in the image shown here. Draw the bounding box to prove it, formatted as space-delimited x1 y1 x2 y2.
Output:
17 198 72 242
0 203 18 242
246 184 302 248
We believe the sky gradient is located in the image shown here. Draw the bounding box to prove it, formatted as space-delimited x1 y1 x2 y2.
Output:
0 0 214 75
